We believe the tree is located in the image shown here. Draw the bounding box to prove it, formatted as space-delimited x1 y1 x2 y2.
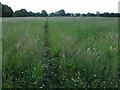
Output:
71 13 75 17
41 10 48 17
75 13 81 17
28 12 41 17
58 9 66 16
28 11 35 17
14 9 28 17
1 3 13 17
55 9 66 16
82 14 87 17
96 11 100 16
35 12 41 17
87 12 95 17
108 13 120 17
103 12 110 17
55 11 59 16
66 13 71 16
49 12 55 17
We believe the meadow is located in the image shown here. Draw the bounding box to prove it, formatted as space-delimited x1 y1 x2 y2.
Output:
2 17 119 88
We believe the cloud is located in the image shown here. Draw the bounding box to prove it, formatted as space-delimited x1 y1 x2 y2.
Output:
1 0 119 13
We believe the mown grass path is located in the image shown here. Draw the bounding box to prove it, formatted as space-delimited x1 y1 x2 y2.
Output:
43 17 60 88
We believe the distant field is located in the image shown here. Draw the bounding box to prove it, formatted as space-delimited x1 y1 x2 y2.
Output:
2 17 118 88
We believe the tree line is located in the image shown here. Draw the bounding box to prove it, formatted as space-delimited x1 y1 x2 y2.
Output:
1 2 120 17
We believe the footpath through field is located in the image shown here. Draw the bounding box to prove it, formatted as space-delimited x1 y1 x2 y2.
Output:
43 17 60 88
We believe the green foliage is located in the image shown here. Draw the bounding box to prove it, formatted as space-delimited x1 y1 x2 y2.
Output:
87 12 95 17
27 11 35 17
2 17 118 88
1 3 13 17
66 13 72 16
55 9 66 16
41 10 48 17
14 9 28 17
96 11 100 16
58 9 66 16
35 12 41 17
1 3 120 17
82 13 87 17
49 13 55 17
75 13 81 17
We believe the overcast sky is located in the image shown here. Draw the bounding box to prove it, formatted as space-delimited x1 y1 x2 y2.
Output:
0 0 120 13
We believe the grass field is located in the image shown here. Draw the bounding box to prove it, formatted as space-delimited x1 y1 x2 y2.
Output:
2 17 119 88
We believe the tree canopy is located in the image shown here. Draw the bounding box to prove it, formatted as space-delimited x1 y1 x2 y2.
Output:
14 9 28 17
41 10 48 17
49 12 55 17
1 2 120 17
55 9 66 16
1 3 13 17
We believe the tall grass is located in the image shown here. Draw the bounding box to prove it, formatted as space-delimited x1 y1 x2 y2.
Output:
48 17 118 88
3 17 46 88
2 17 118 88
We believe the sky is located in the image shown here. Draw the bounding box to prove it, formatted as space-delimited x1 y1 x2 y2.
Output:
0 0 120 13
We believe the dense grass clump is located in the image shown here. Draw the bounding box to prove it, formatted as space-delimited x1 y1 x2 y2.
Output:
2 17 118 88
